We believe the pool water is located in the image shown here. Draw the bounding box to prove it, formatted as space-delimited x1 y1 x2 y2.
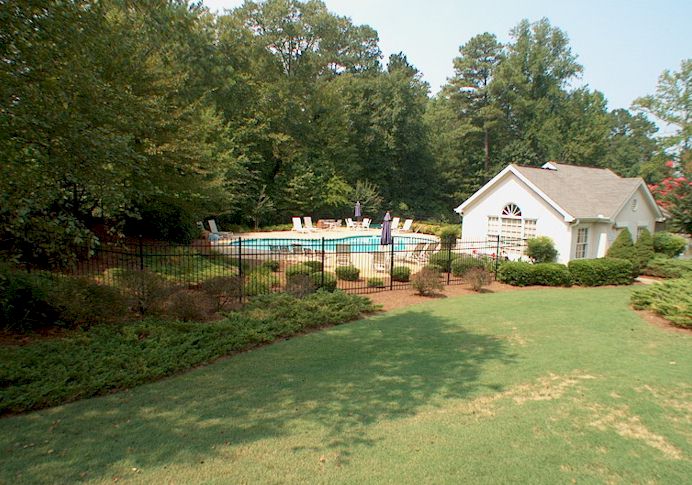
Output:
227 235 432 252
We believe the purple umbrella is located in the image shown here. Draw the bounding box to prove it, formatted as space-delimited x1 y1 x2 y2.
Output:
380 211 392 245
354 201 362 219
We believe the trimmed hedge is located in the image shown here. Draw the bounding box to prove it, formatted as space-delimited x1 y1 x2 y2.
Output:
391 266 411 282
653 232 687 258
451 255 492 277
428 252 461 272
310 272 337 292
497 262 571 287
335 265 360 281
568 258 634 286
285 263 314 278
367 277 386 288
303 260 324 272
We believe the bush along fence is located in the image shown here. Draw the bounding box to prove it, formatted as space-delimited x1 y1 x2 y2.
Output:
52 234 527 301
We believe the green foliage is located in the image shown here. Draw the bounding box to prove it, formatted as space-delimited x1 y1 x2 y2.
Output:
310 272 337 292
285 263 314 278
200 276 242 311
497 262 571 287
391 266 412 282
634 228 655 268
643 256 692 279
607 228 639 274
116 270 172 316
367 278 386 288
652 232 687 257
631 277 692 328
0 290 377 413
526 236 558 263
167 289 214 322
428 252 461 272
439 225 460 249
411 267 444 296
244 269 279 297
48 277 129 327
335 265 360 281
0 266 58 331
568 258 634 286
127 198 200 244
262 260 281 272
451 255 492 277
465 268 492 292
284 274 316 298
302 260 324 272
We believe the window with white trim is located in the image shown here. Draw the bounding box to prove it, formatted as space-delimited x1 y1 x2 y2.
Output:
487 216 499 236
524 219 537 239
575 228 589 259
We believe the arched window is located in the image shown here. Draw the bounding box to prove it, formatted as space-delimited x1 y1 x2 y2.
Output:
502 203 522 217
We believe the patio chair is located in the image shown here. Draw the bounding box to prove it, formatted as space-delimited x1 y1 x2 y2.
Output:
345 218 356 229
391 217 400 232
303 216 318 232
402 242 426 263
372 251 388 272
335 243 351 266
362 218 371 229
207 219 234 240
400 219 413 232
418 241 438 263
292 217 309 233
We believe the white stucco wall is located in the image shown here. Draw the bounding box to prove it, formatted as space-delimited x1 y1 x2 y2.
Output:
612 186 659 240
460 172 574 263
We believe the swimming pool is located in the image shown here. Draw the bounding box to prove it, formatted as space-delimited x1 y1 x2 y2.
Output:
215 234 434 253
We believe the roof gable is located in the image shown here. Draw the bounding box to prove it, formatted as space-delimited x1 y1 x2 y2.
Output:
455 162 664 221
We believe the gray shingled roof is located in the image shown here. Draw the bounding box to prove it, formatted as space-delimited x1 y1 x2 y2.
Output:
513 163 643 219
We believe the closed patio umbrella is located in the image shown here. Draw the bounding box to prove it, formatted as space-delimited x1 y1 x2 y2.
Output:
354 201 362 220
380 211 392 246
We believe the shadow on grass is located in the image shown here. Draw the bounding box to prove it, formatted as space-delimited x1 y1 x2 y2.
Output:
0 310 514 483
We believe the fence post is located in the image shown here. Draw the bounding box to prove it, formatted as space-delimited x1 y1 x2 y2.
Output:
495 234 501 277
447 241 452 285
321 237 325 287
389 237 394 291
238 237 243 303
138 235 144 271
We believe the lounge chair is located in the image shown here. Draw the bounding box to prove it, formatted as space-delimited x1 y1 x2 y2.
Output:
401 242 426 263
335 243 351 266
362 218 371 229
391 217 400 232
303 216 318 232
400 219 413 232
292 217 309 233
418 241 438 262
207 219 234 240
372 251 388 272
345 218 356 229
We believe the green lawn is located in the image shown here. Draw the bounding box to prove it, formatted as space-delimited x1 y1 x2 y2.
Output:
1 287 690 484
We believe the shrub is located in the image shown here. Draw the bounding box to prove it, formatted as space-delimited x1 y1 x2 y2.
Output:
244 268 278 296
303 260 324 272
653 232 687 257
367 277 386 288
439 225 460 250
411 267 443 296
50 277 129 326
391 266 411 282
200 276 242 311
0 265 58 331
310 272 337 292
335 265 360 281
568 258 634 286
643 256 692 279
631 277 691 328
466 267 492 292
451 254 490 277
634 228 655 269
607 228 642 276
285 263 314 278
531 263 572 287
428 251 461 272
285 274 316 298
116 269 172 316
167 289 214 321
497 262 535 286
526 236 558 263
262 259 280 272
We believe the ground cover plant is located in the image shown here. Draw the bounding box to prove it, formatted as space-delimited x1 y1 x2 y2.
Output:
0 291 377 414
643 256 692 279
631 277 692 328
0 287 689 484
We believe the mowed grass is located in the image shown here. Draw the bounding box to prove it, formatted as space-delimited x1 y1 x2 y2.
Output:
0 287 690 484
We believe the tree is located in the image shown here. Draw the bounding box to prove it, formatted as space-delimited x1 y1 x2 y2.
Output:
605 109 660 178
633 59 691 161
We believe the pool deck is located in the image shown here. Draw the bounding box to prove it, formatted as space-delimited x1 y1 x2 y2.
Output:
231 227 437 241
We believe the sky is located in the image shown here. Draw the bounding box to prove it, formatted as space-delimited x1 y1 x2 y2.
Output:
203 0 691 114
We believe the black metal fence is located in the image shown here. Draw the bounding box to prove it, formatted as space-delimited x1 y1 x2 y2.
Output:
67 234 528 300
